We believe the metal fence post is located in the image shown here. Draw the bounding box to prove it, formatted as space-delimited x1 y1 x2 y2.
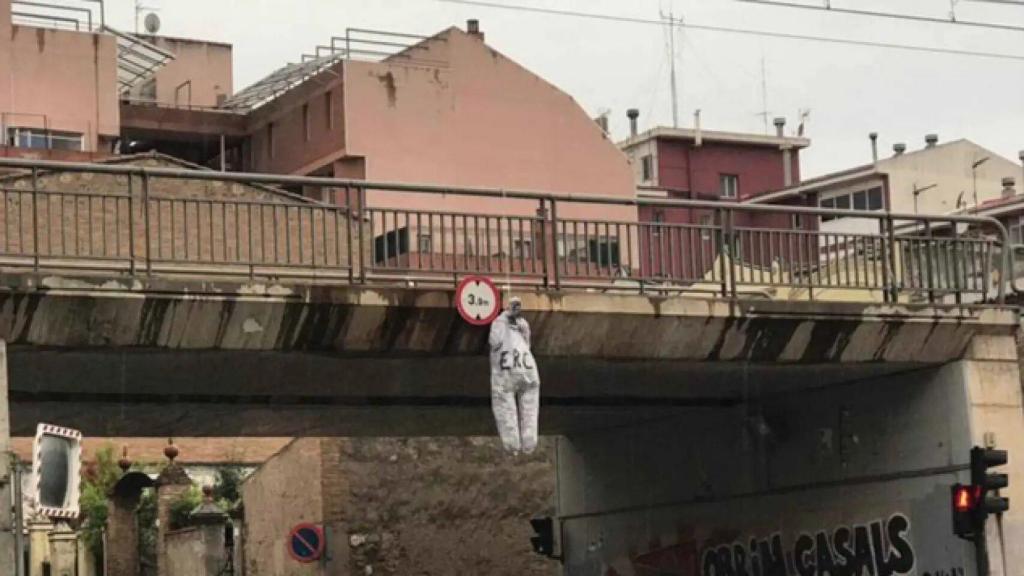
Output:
537 198 549 289
923 221 935 303
127 174 135 275
716 208 728 297
728 208 738 299
142 172 152 275
550 198 560 291
358 186 367 285
30 168 40 272
346 186 355 284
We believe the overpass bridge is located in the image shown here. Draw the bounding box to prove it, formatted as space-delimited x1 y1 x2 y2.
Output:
0 158 1021 575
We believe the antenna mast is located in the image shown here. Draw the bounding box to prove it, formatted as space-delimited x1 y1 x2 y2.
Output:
758 57 769 134
660 9 683 128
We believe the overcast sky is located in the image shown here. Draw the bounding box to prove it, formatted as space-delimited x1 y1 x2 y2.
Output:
104 0 1023 177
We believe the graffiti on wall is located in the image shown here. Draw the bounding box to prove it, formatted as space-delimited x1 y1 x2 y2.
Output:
605 513 954 576
700 513 915 576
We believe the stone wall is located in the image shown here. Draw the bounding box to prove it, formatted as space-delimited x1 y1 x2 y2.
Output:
165 526 226 576
332 437 557 576
241 437 558 576
241 438 323 576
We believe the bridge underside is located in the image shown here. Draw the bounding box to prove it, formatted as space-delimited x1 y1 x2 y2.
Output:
9 349 927 436
1 274 1016 436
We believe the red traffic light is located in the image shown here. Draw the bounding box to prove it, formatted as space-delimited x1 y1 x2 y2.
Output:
954 484 979 512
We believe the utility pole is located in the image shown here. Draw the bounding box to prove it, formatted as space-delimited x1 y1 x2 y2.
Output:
660 9 682 128
0 341 14 576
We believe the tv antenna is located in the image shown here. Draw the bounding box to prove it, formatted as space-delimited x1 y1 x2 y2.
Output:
659 8 684 128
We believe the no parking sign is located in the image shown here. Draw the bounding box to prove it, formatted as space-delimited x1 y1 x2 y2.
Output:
287 523 325 563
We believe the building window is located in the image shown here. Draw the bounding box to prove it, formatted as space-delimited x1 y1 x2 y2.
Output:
720 174 739 198
641 155 654 182
302 104 310 142
853 190 867 210
7 128 83 151
374 227 409 263
418 233 432 253
651 210 665 237
325 90 334 130
267 123 275 159
819 186 885 222
700 214 713 240
792 214 803 229
514 239 533 259
588 238 620 267
867 187 883 210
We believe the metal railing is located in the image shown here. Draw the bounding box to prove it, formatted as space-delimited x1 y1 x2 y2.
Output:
0 157 1013 304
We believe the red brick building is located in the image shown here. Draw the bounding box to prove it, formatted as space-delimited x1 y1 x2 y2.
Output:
618 119 811 279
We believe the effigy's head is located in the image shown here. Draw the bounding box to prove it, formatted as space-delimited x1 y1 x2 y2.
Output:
508 296 522 317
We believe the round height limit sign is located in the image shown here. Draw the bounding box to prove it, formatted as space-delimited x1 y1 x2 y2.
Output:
456 276 501 325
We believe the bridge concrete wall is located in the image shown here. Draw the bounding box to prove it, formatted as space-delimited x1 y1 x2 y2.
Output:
2 275 1017 436
555 333 1023 576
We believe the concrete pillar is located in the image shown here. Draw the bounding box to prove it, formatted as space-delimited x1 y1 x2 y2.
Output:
0 340 14 576
77 531 98 576
155 443 192 576
106 495 141 576
27 521 52 576
46 523 76 576
190 488 228 576
961 335 1024 576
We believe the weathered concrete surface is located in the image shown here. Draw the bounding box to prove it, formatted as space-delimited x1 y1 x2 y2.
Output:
0 273 1013 362
1 273 1017 436
241 437 557 576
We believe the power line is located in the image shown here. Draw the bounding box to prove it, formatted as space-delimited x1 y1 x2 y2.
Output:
966 0 1024 6
735 0 1024 33
435 0 1024 62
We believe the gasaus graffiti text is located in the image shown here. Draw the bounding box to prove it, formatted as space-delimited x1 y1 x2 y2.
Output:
701 514 915 576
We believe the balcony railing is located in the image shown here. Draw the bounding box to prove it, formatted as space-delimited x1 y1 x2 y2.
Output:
0 157 1013 304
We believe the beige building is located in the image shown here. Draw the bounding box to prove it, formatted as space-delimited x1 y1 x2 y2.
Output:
749 137 1024 235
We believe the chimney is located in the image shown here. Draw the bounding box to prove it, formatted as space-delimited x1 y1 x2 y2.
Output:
595 115 609 135
1002 177 1017 199
773 117 786 138
467 19 483 40
869 132 878 163
773 118 793 186
925 134 939 148
894 143 907 156
627 108 639 137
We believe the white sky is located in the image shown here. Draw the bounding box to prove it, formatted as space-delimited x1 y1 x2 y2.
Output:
103 0 1024 178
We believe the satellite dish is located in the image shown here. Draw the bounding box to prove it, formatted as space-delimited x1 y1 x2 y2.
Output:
144 12 161 34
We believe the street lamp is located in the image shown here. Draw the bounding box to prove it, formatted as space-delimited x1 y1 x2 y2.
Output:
972 156 990 209
913 182 938 214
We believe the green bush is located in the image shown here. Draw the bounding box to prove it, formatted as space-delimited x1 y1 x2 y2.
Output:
168 485 203 530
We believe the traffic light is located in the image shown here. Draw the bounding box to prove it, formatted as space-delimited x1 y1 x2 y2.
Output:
529 517 555 557
971 447 1010 517
951 447 1010 542
951 483 980 540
